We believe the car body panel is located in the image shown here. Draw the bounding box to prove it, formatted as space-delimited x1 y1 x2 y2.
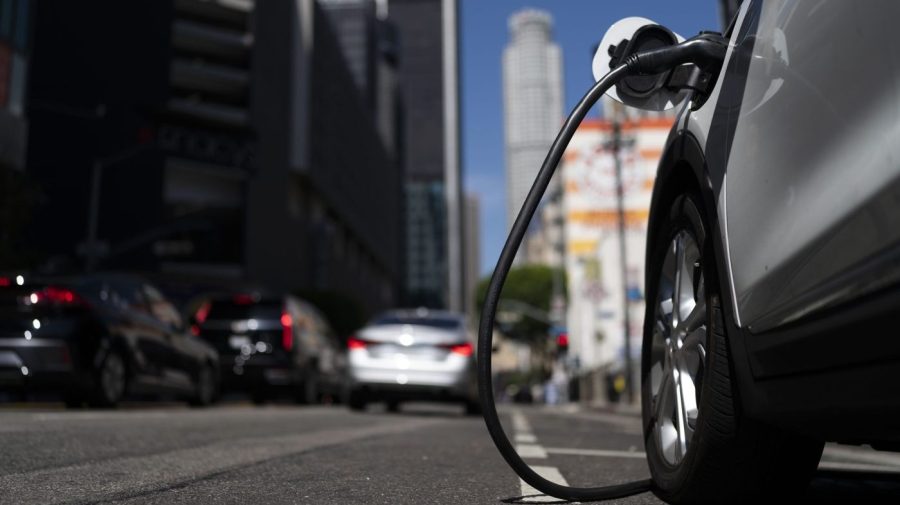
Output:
649 0 900 442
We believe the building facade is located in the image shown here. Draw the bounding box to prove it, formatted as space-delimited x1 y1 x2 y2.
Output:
389 0 462 311
0 0 32 267
24 0 400 314
502 9 563 234
561 117 673 378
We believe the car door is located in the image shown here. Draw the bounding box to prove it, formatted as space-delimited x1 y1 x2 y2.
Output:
723 1 900 333
108 279 170 387
142 283 194 391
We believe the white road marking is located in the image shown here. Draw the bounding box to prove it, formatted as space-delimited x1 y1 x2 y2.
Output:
517 444 548 459
544 447 647 459
511 410 532 433
516 433 537 443
519 465 571 503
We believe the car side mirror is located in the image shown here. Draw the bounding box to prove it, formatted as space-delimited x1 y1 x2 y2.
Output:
593 17 689 111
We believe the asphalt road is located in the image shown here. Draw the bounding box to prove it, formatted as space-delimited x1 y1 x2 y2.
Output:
0 402 899 504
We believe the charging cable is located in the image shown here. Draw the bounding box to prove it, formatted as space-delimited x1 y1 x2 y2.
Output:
477 33 727 502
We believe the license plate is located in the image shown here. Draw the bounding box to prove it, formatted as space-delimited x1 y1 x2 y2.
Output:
229 335 252 349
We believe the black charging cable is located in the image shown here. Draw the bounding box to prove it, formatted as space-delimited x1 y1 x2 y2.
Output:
477 33 727 502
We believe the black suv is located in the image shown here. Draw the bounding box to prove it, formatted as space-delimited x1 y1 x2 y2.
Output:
190 293 347 404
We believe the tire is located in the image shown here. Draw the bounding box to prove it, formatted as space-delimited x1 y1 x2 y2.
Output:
189 364 216 407
642 192 824 504
89 350 127 408
251 391 268 406
385 400 401 413
348 389 367 412
302 375 320 405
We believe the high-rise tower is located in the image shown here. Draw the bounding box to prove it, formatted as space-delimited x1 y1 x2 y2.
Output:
502 9 563 233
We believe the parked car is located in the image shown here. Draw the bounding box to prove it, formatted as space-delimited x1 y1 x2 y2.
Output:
347 309 479 414
190 292 346 404
592 2 900 502
0 273 219 408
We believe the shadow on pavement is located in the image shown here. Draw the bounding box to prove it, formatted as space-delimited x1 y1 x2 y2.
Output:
497 470 900 504
803 470 900 503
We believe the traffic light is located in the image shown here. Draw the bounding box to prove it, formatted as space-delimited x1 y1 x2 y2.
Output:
556 331 569 355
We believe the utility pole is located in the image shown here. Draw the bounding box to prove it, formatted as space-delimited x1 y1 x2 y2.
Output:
612 119 635 404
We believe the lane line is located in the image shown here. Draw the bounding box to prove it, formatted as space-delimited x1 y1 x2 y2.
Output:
519 465 571 503
544 447 646 459
515 433 537 443
517 444 548 459
511 410 532 433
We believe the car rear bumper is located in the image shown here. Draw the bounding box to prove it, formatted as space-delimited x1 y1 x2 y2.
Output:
0 338 83 390
218 354 302 390
349 366 474 401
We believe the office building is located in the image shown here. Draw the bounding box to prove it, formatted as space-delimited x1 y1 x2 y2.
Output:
389 0 462 311
24 0 401 313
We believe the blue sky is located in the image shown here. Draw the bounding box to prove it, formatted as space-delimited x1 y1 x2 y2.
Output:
460 0 720 275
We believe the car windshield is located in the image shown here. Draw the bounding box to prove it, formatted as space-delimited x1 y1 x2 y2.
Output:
371 315 462 330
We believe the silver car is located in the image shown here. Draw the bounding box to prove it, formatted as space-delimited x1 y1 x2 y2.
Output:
346 309 479 414
595 1 900 502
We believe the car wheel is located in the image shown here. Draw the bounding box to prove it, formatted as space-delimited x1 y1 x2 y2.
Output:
464 400 482 416
643 193 824 504
348 389 367 412
385 400 401 413
189 364 216 408
300 375 319 405
90 350 127 408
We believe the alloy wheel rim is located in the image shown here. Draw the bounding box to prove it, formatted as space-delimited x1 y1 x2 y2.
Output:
649 230 708 466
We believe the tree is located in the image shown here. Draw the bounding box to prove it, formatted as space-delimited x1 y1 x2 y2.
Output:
474 264 566 342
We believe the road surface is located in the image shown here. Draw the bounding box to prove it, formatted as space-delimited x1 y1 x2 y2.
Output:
0 402 898 504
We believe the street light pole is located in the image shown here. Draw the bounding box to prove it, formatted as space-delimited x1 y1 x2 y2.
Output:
81 143 152 271
612 119 635 404
85 160 103 272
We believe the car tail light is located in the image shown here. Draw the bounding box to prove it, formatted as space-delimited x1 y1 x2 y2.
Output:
30 286 85 306
347 336 367 350
448 342 473 357
194 301 211 324
0 277 9 287
281 311 293 351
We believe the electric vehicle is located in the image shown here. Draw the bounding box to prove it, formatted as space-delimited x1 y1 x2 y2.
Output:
0 273 219 408
347 309 479 413
479 1 900 503
624 1 900 502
